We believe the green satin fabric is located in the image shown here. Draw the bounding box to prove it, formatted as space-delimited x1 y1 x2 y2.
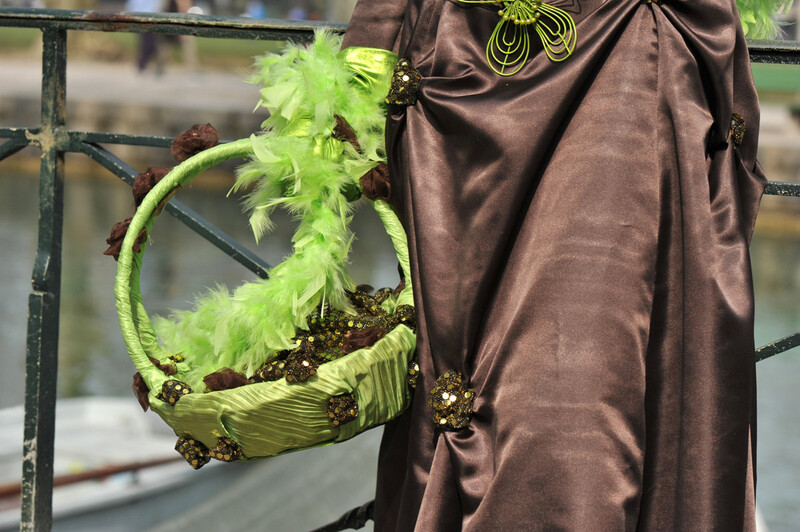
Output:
149 323 416 458
114 46 414 460
338 46 398 91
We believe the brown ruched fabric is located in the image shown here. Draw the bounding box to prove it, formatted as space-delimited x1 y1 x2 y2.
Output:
344 0 765 530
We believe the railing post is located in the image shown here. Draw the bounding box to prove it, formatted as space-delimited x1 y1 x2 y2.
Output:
21 26 67 532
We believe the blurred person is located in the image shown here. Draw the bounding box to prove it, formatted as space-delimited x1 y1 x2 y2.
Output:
246 0 266 18
287 2 307 20
125 0 163 73
164 0 199 73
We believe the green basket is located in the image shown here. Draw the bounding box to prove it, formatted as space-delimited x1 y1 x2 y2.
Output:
114 138 416 463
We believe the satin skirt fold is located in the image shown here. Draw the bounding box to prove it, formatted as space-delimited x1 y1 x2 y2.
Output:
347 0 765 529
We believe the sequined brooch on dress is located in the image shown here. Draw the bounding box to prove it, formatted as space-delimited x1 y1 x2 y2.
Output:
386 58 422 106
429 371 475 430
730 113 746 147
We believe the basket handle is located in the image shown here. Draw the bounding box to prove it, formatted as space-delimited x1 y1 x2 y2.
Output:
115 138 413 390
115 139 254 388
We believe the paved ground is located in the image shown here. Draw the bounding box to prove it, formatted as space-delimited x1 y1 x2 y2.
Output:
0 56 258 111
0 56 265 141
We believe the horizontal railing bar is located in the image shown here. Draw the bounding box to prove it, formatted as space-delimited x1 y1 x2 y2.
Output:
163 197 271 279
0 8 345 40
79 141 271 278
765 181 800 197
0 126 37 139
749 39 800 64
1 130 238 149
756 331 800 361
0 138 28 162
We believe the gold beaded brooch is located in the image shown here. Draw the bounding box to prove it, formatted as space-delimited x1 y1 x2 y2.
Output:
458 0 577 76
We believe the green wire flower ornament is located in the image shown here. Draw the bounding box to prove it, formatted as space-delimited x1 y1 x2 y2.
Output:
459 0 577 76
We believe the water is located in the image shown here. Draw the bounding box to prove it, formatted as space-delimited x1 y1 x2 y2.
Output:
0 168 798 529
0 168 400 408
750 200 800 531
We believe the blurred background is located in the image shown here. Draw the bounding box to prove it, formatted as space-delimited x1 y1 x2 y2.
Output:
0 1 798 530
0 0 358 21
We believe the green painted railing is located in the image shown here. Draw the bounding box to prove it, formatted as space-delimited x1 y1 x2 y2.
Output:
0 7 798 531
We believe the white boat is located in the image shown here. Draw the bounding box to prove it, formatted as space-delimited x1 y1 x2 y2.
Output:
0 397 249 532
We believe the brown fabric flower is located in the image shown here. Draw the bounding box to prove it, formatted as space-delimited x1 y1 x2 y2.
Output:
132 166 171 207
394 263 406 294
393 278 406 295
356 284 374 295
203 368 249 391
170 123 220 162
148 355 177 376
333 114 361 152
132 372 150 412
342 325 387 354
359 163 391 202
103 217 147 261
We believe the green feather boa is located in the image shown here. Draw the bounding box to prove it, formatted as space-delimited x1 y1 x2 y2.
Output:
154 32 392 389
737 0 793 39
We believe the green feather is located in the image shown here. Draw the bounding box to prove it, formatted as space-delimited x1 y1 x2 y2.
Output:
153 30 391 388
736 0 793 39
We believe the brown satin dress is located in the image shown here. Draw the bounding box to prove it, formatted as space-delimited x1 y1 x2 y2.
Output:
343 0 766 529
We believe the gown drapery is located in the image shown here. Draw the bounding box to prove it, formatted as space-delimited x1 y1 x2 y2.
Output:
342 0 766 529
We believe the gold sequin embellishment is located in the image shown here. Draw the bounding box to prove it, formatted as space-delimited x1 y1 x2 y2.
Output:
429 371 475 430
408 360 420 390
211 437 243 462
157 379 192 405
385 58 421 106
175 436 210 470
249 288 416 384
326 394 359 427
731 113 746 146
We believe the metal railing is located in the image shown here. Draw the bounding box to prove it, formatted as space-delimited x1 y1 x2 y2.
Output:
0 7 798 531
